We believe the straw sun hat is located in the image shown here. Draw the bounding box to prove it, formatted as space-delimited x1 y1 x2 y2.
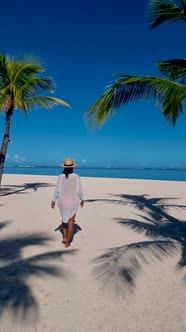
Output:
60 158 77 168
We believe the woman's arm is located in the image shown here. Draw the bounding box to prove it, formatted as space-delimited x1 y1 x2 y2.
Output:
78 176 84 207
51 175 61 208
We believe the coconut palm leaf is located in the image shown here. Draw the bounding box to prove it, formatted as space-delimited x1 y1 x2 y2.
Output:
0 53 11 85
86 74 186 127
19 77 55 96
24 96 70 111
157 58 186 83
147 0 186 29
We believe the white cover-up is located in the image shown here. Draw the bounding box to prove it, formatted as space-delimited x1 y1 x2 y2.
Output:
53 173 84 223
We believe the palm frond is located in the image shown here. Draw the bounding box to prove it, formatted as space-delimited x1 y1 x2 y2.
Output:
147 0 185 29
24 96 70 111
0 52 11 87
0 94 9 112
157 58 186 84
85 75 156 127
16 77 55 99
12 63 44 84
156 79 185 125
86 74 186 127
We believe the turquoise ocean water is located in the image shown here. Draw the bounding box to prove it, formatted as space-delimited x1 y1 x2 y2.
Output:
4 166 186 182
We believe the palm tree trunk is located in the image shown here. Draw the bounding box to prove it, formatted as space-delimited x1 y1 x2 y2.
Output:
0 112 12 187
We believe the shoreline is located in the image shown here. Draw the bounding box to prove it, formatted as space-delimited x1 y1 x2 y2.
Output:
3 166 186 182
2 172 186 184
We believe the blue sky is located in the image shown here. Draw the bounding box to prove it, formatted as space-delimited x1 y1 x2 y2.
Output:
1 0 186 167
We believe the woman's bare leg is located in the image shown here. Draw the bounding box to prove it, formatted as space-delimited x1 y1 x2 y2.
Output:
61 222 67 243
65 215 75 248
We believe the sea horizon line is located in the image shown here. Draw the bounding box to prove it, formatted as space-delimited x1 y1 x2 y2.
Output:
4 165 186 171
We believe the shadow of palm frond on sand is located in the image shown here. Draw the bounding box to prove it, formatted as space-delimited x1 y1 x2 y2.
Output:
0 220 12 231
0 221 76 322
93 239 177 295
87 193 186 294
0 182 55 196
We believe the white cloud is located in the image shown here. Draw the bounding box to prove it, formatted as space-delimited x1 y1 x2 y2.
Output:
81 159 87 164
14 154 25 163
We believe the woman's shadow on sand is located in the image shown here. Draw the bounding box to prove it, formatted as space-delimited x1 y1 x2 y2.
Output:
54 222 82 244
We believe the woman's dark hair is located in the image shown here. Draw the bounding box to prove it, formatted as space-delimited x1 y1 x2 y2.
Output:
63 167 73 179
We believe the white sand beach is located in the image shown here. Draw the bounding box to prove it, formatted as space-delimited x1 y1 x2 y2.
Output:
1 174 186 332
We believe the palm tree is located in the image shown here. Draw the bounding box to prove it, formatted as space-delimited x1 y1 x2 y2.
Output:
0 52 70 186
85 0 186 128
147 0 186 29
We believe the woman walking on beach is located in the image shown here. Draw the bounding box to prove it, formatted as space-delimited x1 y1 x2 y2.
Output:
51 158 84 248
